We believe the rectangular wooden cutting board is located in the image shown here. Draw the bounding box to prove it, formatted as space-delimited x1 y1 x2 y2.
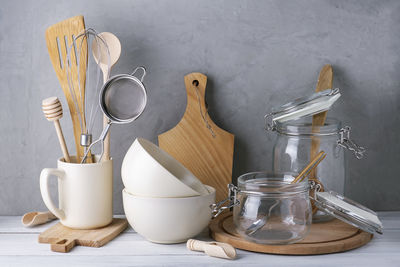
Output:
39 218 128 252
158 73 234 202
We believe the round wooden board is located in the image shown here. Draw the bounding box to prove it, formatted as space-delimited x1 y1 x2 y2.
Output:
209 213 373 255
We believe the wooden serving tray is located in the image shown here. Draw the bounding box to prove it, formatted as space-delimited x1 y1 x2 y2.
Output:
209 213 373 255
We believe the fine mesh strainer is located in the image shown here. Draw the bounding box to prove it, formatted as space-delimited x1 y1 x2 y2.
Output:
81 66 147 163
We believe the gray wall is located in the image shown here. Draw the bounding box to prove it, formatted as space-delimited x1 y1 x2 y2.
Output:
1 0 399 215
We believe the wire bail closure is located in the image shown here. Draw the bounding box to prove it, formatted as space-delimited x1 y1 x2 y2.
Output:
211 184 240 218
337 126 366 159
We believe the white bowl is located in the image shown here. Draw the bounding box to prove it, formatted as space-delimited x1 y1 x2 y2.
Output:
121 138 209 197
123 185 216 244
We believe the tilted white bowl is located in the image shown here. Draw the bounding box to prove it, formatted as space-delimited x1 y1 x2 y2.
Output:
121 138 209 197
123 185 216 244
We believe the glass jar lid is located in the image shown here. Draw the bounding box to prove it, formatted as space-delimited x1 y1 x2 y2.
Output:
265 88 341 130
313 189 383 234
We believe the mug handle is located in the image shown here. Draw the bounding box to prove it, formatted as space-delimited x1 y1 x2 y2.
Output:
40 168 66 220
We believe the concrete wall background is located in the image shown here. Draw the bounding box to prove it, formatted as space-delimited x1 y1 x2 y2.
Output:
1 0 399 215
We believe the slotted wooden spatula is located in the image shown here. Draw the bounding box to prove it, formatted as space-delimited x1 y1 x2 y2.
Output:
158 73 234 202
45 16 87 160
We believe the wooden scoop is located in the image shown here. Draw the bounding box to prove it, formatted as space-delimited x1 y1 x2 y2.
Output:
92 32 121 161
45 16 87 161
22 211 57 227
187 239 236 260
42 97 70 162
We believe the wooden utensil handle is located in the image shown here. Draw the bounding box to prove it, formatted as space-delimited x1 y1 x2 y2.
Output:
310 64 333 179
54 120 70 163
102 116 110 161
51 238 76 253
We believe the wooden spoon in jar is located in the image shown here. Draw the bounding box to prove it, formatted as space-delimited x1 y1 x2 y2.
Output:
309 64 333 179
92 32 121 162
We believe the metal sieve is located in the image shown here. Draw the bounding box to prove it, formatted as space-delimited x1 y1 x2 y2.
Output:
81 66 147 163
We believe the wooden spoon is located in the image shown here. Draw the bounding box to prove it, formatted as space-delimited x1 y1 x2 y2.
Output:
22 211 57 227
291 151 326 184
92 32 121 161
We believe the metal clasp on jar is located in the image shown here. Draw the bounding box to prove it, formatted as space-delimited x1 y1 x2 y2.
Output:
211 184 240 218
264 113 276 131
337 126 366 159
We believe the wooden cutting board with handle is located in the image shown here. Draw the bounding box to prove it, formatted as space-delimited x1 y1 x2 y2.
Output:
39 218 128 253
158 73 234 202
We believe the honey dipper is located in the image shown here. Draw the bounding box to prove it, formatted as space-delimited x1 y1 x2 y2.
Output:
42 97 70 162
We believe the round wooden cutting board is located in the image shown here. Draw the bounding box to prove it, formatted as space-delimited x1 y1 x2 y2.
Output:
209 213 373 255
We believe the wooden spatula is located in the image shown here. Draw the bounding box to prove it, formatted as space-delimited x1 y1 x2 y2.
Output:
158 73 234 202
310 64 333 180
45 16 87 160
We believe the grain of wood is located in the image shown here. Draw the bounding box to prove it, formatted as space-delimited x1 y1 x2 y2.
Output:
158 73 234 202
38 218 128 253
310 64 333 179
0 213 398 266
45 16 88 161
210 213 373 255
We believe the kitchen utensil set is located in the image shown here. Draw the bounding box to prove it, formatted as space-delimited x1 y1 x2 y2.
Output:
36 15 379 257
45 16 138 164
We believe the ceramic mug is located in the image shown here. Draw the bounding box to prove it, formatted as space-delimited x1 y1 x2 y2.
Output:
40 156 113 229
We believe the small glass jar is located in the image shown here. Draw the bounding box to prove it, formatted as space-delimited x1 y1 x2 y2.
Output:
232 172 312 245
211 174 383 245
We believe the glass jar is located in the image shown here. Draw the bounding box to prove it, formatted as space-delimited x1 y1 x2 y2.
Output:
232 172 312 245
265 89 365 221
271 118 365 221
211 174 383 245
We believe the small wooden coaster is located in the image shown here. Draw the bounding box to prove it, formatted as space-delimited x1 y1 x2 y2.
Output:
39 218 128 252
210 213 373 255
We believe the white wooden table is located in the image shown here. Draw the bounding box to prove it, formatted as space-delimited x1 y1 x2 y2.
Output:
0 212 399 266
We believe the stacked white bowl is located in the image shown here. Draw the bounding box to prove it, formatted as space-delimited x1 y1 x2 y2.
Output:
121 138 216 244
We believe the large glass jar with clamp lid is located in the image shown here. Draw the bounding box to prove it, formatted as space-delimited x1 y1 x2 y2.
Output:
265 89 366 222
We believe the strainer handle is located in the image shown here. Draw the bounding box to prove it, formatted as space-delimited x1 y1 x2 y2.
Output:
131 66 146 82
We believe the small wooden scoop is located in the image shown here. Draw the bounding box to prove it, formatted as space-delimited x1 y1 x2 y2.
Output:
187 239 237 260
22 211 57 227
